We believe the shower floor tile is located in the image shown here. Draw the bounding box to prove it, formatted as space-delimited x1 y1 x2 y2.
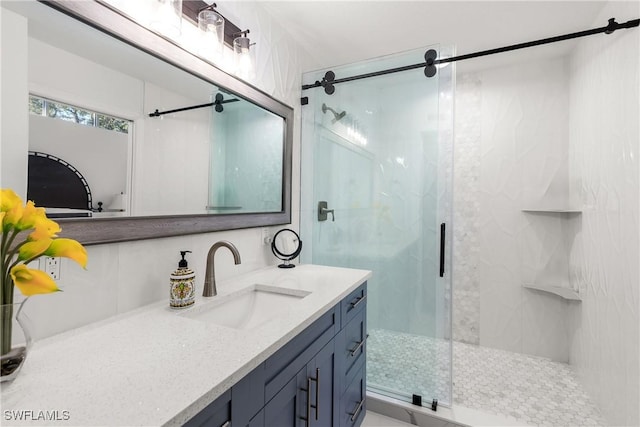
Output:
367 329 605 427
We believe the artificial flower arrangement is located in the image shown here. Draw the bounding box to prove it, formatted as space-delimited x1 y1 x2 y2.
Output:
1 188 87 364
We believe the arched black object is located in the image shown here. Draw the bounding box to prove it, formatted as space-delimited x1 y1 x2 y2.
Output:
27 151 92 211
271 228 302 269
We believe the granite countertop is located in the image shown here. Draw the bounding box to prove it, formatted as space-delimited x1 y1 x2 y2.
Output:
1 264 371 426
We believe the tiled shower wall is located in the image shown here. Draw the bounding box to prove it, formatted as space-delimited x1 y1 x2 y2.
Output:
452 74 482 345
567 2 639 425
453 3 639 423
453 58 573 362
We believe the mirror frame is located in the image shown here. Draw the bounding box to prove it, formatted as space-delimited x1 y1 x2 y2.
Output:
40 0 293 245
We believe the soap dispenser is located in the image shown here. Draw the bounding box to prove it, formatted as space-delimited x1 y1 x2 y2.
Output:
170 251 196 308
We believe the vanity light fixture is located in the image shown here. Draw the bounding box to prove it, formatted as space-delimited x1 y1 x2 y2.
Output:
233 30 256 80
185 2 256 76
197 6 225 58
183 2 244 47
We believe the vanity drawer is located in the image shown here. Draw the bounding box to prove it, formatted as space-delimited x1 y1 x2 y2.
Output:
264 303 339 402
341 282 367 328
336 306 366 395
340 364 366 427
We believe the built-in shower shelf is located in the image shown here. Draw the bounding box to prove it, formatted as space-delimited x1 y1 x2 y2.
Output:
523 283 582 301
522 208 582 214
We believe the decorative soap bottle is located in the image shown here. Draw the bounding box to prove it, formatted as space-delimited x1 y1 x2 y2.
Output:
170 251 195 308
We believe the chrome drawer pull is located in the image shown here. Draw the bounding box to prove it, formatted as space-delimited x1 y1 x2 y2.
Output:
350 294 367 308
313 368 320 420
349 334 369 357
349 398 365 422
299 378 312 427
300 369 320 426
220 421 230 427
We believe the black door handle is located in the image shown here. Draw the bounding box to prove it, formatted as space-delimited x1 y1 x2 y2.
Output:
439 223 445 278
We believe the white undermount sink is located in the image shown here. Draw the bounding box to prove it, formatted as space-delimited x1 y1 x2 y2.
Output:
181 285 311 330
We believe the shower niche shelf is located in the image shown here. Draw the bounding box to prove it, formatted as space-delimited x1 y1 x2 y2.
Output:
523 283 582 301
521 207 583 302
521 208 582 214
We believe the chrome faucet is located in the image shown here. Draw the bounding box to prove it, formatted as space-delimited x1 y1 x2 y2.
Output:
203 241 241 297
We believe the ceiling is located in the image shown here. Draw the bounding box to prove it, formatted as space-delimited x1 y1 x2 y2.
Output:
260 1 615 73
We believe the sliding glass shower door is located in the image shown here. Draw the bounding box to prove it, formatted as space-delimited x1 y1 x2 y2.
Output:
301 45 454 406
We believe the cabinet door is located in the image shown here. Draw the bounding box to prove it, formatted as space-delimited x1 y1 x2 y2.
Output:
264 367 308 427
308 339 338 427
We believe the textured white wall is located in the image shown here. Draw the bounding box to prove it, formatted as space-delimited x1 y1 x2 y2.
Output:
5 1 313 340
453 57 573 362
567 2 640 425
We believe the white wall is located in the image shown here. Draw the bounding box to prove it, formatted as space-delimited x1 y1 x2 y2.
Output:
0 8 28 196
1 1 312 340
28 38 142 120
135 82 211 216
567 2 639 425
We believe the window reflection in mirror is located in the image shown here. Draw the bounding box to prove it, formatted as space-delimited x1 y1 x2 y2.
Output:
28 95 132 218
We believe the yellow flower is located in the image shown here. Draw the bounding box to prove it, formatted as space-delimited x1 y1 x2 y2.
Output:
28 217 61 240
15 201 48 231
10 264 61 296
2 188 87 301
0 189 22 212
45 238 88 268
18 239 53 261
2 204 23 232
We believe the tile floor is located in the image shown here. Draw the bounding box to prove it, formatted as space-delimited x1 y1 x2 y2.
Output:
367 329 605 427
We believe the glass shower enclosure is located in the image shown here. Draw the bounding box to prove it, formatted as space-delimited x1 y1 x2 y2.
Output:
301 45 455 407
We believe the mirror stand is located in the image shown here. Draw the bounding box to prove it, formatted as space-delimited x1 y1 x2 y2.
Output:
271 229 302 269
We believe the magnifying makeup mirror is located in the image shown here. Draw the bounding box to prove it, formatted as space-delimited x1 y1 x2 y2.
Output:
271 228 302 268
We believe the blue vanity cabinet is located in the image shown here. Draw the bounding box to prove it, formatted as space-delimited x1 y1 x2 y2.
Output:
263 339 338 427
184 282 367 427
182 389 231 427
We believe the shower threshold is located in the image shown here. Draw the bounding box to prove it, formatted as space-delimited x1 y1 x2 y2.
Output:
367 329 605 427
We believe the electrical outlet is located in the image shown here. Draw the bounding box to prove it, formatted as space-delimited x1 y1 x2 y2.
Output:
262 227 272 245
40 256 61 281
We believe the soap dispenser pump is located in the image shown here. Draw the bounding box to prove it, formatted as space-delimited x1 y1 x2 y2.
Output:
170 251 196 308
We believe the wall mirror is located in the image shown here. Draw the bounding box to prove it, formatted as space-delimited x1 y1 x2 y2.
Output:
3 0 293 245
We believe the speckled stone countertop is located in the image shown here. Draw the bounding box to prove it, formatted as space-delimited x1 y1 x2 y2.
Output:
1 264 371 427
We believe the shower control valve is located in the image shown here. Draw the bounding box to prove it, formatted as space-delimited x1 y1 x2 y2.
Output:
317 201 335 222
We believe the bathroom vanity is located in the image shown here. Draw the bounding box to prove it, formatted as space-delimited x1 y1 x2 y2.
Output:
185 282 368 427
0 265 370 427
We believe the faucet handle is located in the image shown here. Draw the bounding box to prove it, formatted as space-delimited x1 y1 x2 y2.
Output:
317 201 335 222
322 207 335 222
